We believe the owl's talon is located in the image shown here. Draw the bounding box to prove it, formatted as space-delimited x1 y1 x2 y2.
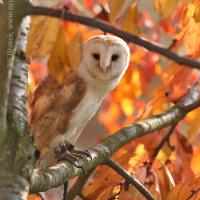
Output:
71 149 92 161
58 152 87 174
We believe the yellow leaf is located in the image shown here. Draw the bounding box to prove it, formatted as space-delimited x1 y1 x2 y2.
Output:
154 0 191 18
157 143 172 164
26 16 60 57
109 0 135 23
123 2 139 35
194 3 200 22
48 27 69 84
120 98 134 116
154 0 178 18
185 2 200 22
66 33 83 71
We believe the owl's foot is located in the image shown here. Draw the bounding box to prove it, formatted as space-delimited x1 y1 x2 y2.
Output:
58 151 87 174
54 143 92 174
71 146 93 162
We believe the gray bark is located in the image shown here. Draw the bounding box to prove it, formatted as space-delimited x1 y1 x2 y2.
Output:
0 171 29 200
0 1 35 199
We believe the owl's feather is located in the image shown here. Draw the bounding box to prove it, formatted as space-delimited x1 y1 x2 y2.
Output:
30 73 86 159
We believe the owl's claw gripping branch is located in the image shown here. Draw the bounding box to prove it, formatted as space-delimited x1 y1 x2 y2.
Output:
53 142 93 161
53 142 74 159
71 149 93 162
54 142 92 174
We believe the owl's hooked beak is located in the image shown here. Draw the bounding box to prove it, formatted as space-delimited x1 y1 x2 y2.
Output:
100 59 111 72
100 64 111 72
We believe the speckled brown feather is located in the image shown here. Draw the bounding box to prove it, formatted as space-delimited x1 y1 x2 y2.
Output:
29 72 87 154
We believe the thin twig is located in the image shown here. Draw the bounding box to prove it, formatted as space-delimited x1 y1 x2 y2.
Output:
25 5 200 70
148 123 177 171
186 188 200 200
106 159 155 200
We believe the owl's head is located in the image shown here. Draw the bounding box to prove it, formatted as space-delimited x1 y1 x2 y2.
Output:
80 35 130 85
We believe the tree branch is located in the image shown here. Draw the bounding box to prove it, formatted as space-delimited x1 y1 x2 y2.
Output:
25 5 200 70
106 159 155 200
30 82 200 193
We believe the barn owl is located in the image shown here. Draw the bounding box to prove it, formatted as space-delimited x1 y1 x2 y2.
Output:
29 35 130 168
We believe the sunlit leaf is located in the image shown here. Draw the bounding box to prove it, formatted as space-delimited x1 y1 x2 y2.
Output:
191 147 200 174
66 32 83 70
48 26 69 84
26 16 60 58
154 0 190 18
167 176 200 200
153 166 175 200
121 98 135 116
123 2 139 35
109 0 135 23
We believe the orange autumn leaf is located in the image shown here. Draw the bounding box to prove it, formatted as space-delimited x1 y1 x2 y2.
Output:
172 133 194 182
66 32 82 70
153 166 175 200
109 0 135 23
167 176 200 200
163 63 199 102
185 2 200 22
123 2 139 35
48 26 69 84
26 16 60 58
27 194 42 200
154 0 190 18
194 3 200 22
48 28 82 84
191 147 200 174
159 19 176 35
175 2 200 56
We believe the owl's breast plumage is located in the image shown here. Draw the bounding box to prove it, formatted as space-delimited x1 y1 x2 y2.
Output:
66 86 103 144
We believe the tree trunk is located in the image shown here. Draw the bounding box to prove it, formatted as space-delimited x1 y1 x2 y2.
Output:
0 171 29 200
0 1 35 200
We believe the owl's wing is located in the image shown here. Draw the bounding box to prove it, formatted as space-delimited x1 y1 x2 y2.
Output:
29 72 87 152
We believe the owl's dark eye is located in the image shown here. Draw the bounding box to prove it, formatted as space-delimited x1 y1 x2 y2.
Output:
92 53 100 60
111 54 119 61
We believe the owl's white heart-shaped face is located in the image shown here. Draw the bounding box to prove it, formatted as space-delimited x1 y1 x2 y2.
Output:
81 35 130 82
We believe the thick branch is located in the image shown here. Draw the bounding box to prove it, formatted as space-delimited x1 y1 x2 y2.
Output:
30 83 200 193
26 5 200 70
